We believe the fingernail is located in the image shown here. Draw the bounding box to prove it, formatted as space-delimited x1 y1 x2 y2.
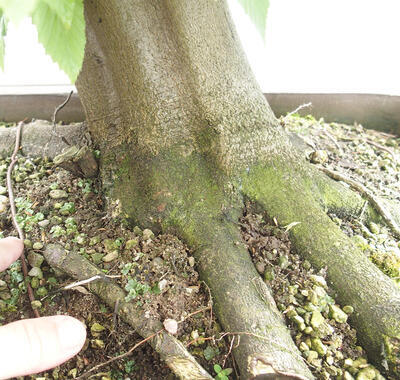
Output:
56 316 87 354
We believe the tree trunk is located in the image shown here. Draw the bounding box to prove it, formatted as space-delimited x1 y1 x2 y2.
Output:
76 0 400 378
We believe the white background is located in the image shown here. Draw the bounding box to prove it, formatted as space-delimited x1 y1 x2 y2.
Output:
1 0 399 95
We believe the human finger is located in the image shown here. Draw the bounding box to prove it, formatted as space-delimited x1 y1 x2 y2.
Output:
0 315 87 379
0 237 24 271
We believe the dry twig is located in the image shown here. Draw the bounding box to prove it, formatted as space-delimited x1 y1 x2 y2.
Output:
52 90 73 126
366 139 396 161
284 102 312 120
6 121 40 318
51 91 73 146
318 165 400 239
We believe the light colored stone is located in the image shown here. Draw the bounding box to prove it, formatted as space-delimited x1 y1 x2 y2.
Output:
0 195 9 212
329 304 348 323
163 318 178 334
125 239 138 249
38 219 50 228
49 189 68 199
33 242 44 250
310 150 328 164
27 252 44 268
102 250 119 262
142 228 154 240
28 267 43 279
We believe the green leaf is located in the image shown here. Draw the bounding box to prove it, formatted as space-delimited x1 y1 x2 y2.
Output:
0 0 37 24
214 364 222 373
32 0 85 83
40 0 75 29
222 368 233 375
236 0 269 39
0 10 7 70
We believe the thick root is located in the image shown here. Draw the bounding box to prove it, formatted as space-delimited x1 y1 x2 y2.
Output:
0 120 88 160
184 221 313 379
0 121 97 177
242 163 400 376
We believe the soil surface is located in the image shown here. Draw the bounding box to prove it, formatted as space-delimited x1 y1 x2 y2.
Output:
0 114 399 379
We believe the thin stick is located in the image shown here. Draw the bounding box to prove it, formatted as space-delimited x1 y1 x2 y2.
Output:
318 165 400 239
222 335 235 367
6 122 40 318
358 201 368 222
52 91 73 146
202 280 214 328
52 91 73 125
284 102 312 119
366 139 396 161
62 274 110 290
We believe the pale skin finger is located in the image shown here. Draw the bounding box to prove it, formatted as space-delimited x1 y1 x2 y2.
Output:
0 237 87 378
0 236 23 271
0 316 87 379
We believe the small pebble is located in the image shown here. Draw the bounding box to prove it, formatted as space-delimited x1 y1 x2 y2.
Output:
343 305 354 315
256 261 266 274
28 267 43 279
27 252 44 268
49 189 68 199
0 195 9 213
31 300 42 310
163 318 178 334
159 279 168 292
33 242 44 250
125 239 138 249
142 228 154 240
310 150 328 164
38 219 50 228
102 250 119 263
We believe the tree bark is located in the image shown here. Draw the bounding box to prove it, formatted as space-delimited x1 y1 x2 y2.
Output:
76 0 400 378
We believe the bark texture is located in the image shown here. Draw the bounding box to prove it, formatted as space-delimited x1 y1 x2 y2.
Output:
76 0 400 378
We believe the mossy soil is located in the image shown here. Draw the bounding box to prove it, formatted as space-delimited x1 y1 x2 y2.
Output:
0 115 399 379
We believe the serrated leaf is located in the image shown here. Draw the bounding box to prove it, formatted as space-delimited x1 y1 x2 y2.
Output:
32 0 85 83
40 0 75 29
0 0 37 24
236 0 269 39
0 11 7 70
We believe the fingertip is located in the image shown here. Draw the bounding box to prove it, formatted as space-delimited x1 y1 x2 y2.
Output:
54 315 87 355
0 237 24 271
0 316 87 379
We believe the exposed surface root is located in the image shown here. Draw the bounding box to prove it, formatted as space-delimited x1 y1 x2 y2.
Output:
242 163 400 377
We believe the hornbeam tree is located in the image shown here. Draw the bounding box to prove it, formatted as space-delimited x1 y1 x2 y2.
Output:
1 1 399 378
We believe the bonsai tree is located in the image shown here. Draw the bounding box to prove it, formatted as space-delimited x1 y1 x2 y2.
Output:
1 1 399 378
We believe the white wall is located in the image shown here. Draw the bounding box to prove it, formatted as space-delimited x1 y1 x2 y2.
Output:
1 0 400 95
